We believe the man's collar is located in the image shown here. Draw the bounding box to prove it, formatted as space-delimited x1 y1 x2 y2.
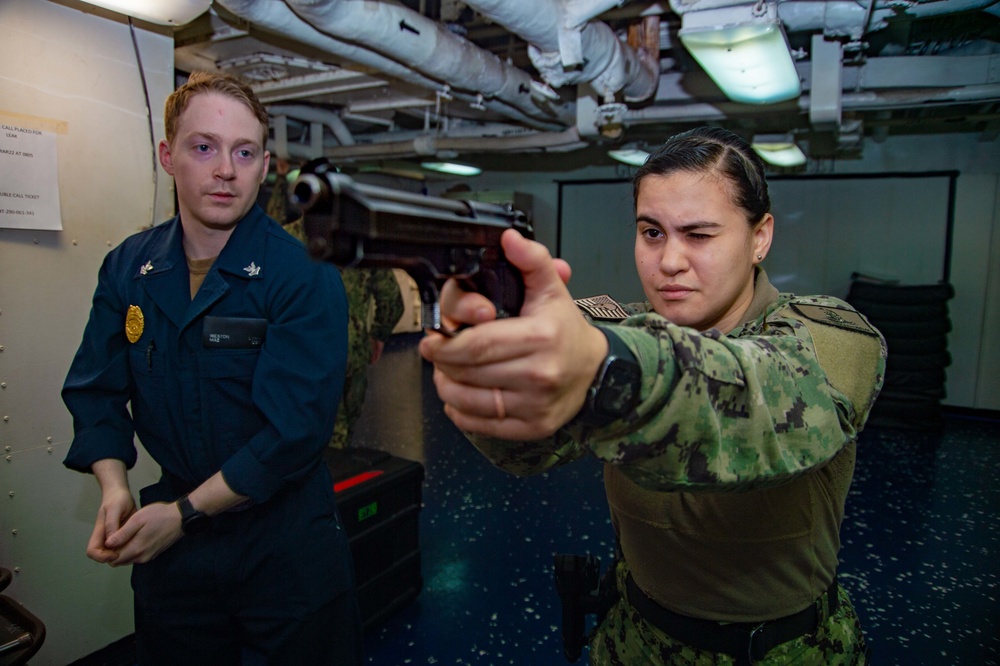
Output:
213 205 268 280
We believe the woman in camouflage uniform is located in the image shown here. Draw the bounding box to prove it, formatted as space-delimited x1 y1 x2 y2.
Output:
420 127 886 665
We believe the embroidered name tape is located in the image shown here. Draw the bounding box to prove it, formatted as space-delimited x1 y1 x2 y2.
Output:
202 316 267 349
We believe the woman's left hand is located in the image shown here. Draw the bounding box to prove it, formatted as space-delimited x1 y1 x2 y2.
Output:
419 229 608 440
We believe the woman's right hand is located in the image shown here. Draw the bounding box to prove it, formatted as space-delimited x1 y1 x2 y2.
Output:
419 229 608 441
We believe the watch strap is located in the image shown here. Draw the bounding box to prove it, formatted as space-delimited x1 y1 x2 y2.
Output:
572 327 641 427
176 493 209 535
600 326 636 366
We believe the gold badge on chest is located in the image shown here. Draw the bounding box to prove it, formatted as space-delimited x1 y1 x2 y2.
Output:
125 305 144 343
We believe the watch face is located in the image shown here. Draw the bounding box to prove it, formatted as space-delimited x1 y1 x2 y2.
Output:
178 496 209 535
595 358 641 416
182 511 209 534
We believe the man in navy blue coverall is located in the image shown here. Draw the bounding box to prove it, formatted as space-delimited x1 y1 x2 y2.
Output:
62 72 362 665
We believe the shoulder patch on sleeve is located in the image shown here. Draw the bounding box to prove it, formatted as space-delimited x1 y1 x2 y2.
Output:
575 294 631 322
790 303 879 336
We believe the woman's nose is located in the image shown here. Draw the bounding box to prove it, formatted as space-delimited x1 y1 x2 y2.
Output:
659 240 688 274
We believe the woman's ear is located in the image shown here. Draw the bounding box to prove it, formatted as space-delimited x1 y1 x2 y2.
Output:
753 213 774 263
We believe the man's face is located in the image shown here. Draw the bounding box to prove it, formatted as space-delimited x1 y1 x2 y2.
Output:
634 170 772 333
159 92 269 233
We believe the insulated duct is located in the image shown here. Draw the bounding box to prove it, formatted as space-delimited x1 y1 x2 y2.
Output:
671 0 1000 39
215 0 570 130
283 0 574 125
777 0 1000 39
464 0 660 101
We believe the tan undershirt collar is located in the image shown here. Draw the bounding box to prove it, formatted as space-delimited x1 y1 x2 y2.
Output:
186 254 218 299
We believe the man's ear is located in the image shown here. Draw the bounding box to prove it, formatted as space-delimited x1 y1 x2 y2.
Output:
259 150 271 185
158 139 175 176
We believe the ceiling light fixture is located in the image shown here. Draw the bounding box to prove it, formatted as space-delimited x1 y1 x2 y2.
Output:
76 0 211 26
607 147 650 167
679 2 801 105
420 162 482 177
751 135 807 167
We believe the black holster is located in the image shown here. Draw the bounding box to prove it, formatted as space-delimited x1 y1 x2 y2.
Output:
553 554 620 663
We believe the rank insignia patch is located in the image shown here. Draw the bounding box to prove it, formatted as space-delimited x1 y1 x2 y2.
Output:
575 294 631 322
791 303 879 337
125 305 144 343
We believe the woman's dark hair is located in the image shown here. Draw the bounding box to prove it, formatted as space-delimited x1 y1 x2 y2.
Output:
632 126 771 226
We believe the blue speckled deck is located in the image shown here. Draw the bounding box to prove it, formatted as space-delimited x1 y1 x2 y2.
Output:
357 334 999 665
839 415 1000 665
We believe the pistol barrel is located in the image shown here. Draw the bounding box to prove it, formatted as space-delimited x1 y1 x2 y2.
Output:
292 162 533 332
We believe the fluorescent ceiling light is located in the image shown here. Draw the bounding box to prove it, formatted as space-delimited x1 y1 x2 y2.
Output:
752 137 807 167
77 0 211 26
420 162 482 177
679 3 801 105
608 148 650 167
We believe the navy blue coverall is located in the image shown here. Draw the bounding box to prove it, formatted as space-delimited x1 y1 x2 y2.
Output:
63 205 360 664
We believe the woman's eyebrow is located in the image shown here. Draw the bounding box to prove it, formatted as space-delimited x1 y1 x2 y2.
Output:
637 215 722 232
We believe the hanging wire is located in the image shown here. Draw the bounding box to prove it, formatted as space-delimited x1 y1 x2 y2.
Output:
128 17 159 225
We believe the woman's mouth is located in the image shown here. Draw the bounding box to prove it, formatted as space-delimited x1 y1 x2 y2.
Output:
659 285 693 300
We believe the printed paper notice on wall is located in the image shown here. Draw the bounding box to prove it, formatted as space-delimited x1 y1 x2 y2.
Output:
0 121 62 230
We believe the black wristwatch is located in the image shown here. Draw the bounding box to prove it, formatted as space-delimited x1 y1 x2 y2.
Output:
573 327 642 427
176 493 209 535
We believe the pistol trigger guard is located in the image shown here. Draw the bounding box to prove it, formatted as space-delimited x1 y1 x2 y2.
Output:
420 296 460 337
428 322 458 338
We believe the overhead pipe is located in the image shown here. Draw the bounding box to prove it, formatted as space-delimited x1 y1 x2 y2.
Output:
563 0 630 30
302 128 586 162
283 0 574 126
216 1 440 93
267 104 356 146
464 0 659 101
777 1 878 39
323 120 548 145
433 127 586 153
671 0 1000 41
621 83 1000 125
837 83 1000 110
215 0 568 131
776 0 1000 39
277 116 547 152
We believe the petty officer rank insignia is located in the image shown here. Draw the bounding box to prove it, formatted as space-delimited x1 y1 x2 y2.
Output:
575 294 631 322
125 305 144 343
791 303 879 336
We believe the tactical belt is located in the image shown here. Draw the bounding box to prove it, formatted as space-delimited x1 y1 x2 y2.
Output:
625 573 839 666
